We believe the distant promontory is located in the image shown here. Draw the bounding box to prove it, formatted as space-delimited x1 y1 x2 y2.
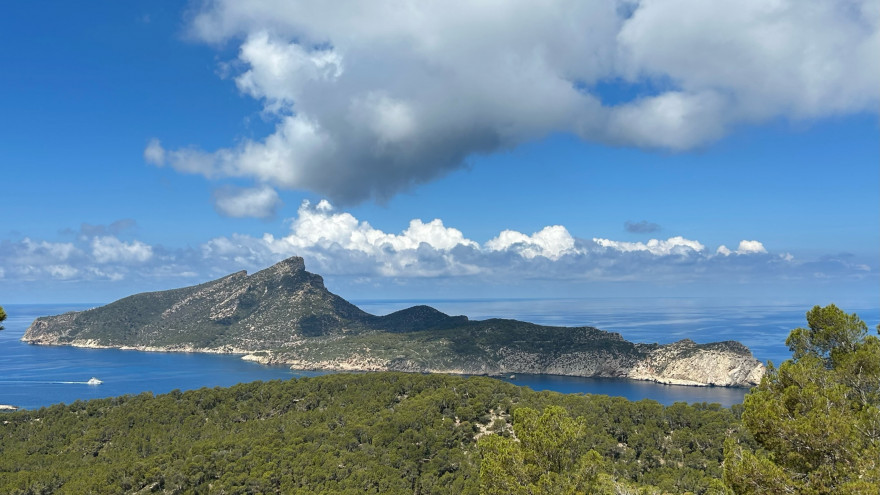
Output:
23 257 764 387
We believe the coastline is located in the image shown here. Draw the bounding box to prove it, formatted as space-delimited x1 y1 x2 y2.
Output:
24 339 763 388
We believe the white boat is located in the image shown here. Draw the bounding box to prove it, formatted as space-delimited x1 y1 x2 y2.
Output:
87 377 103 385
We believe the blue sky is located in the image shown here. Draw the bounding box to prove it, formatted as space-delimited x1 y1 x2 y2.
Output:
1 1 877 306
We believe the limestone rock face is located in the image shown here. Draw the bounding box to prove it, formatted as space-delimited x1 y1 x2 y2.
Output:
628 340 765 386
23 256 765 387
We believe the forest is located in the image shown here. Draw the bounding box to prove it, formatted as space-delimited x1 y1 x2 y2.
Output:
1 304 877 494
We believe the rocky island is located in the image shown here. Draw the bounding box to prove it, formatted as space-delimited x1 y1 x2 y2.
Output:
23 257 764 387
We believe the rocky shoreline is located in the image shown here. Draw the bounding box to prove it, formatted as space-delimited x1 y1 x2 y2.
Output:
245 342 765 388
25 336 764 388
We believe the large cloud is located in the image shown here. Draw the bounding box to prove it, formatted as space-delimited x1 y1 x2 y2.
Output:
485 226 579 260
144 0 878 204
204 200 483 277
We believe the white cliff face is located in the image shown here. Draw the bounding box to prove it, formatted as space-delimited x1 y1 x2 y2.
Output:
492 348 639 378
260 341 765 387
628 340 765 387
22 313 78 345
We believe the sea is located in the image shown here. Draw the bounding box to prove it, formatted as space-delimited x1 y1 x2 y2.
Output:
2 299 877 410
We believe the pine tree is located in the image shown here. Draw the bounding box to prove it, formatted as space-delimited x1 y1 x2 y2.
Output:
724 304 880 494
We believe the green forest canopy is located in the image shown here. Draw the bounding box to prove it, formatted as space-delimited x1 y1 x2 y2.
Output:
0 374 746 494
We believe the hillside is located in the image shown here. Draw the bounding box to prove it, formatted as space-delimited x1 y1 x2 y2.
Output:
0 372 749 494
23 256 764 387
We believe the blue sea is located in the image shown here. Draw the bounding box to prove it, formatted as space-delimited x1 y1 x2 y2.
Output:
2 300 877 410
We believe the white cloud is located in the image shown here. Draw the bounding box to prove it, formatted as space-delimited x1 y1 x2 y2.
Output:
250 200 482 276
0 239 80 282
213 185 282 218
91 236 153 264
616 0 879 121
46 265 79 280
605 91 729 149
145 0 878 204
143 138 166 165
198 201 830 286
0 234 159 285
272 200 479 255
486 226 578 260
235 31 344 112
717 240 768 256
593 236 705 256
21 238 78 261
736 240 767 254
84 267 125 282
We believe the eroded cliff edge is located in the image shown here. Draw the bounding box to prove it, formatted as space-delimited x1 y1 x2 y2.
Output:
23 256 765 387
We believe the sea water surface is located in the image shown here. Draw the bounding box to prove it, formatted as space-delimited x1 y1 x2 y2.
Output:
2 300 877 410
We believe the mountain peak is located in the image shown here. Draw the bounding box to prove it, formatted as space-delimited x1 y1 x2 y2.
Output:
251 256 307 278
249 256 325 291
273 256 306 272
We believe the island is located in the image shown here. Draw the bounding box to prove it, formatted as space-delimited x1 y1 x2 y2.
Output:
23 256 764 387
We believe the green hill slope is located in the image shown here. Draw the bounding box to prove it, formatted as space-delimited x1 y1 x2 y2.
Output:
0 372 749 494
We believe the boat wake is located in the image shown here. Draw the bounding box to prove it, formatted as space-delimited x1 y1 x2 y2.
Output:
0 378 103 385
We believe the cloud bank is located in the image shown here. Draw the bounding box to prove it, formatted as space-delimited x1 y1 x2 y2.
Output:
144 0 879 204
3 202 873 301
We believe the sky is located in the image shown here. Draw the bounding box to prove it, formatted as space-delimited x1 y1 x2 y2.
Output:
1 0 878 307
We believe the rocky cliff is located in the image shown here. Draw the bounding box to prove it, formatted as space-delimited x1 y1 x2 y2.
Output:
24 256 765 387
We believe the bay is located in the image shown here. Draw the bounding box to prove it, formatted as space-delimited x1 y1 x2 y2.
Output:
2 300 877 410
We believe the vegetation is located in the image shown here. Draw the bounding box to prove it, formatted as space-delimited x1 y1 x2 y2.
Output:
272 320 643 371
7 303 874 493
479 404 737 494
0 373 745 494
0 304 5 330
724 304 880 494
